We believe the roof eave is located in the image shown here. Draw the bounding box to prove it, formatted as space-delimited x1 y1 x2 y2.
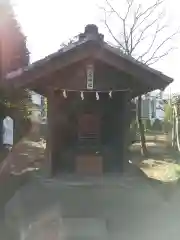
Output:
2 39 173 93
3 39 101 89
103 43 173 86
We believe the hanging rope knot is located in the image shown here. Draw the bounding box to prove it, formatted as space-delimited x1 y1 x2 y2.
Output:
80 91 84 100
63 90 67 98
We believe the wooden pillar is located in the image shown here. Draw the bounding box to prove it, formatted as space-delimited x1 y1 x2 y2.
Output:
111 93 123 171
120 92 132 170
112 91 131 172
44 89 65 177
44 89 55 177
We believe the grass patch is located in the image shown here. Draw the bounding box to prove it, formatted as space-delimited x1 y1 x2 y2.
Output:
139 159 180 183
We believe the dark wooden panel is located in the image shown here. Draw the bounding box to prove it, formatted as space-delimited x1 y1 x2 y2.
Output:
49 62 87 90
95 49 170 90
76 154 103 175
94 61 132 90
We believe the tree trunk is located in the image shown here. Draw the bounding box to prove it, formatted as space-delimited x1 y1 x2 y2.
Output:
137 96 148 157
173 105 180 151
172 107 176 148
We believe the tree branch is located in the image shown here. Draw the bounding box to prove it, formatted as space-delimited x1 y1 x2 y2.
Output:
102 0 178 68
121 0 134 54
125 0 134 20
105 0 124 20
105 0 133 54
131 17 159 53
127 4 142 53
137 24 167 61
133 0 164 31
104 0 164 55
146 47 176 65
102 7 126 51
104 1 164 55
145 32 179 64
122 18 129 54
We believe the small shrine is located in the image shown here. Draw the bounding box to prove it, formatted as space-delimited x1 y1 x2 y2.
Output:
4 24 173 175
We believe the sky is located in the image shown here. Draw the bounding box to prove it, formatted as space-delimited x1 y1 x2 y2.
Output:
12 0 180 95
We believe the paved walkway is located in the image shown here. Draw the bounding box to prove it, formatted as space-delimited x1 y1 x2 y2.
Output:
4 174 180 240
1 129 180 239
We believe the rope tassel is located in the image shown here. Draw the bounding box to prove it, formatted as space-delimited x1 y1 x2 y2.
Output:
80 91 84 100
96 92 99 100
62 90 67 98
109 91 112 98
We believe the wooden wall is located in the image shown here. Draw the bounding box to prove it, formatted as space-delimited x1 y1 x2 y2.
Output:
46 91 131 175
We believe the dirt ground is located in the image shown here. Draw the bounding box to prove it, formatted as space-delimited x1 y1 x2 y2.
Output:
130 133 180 182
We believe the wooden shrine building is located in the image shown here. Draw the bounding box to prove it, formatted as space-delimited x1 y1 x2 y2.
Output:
3 24 173 175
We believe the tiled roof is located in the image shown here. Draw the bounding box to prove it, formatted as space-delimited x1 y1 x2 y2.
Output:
5 24 173 86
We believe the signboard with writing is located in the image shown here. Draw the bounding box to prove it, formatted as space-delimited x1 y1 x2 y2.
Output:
151 98 157 118
136 98 151 119
3 116 14 145
86 64 94 90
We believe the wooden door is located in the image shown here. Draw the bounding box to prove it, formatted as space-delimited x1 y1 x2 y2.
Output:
78 113 101 142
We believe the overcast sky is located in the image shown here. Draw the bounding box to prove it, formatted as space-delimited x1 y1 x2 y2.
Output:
12 0 180 94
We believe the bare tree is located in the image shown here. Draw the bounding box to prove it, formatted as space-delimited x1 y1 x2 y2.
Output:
101 0 179 156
